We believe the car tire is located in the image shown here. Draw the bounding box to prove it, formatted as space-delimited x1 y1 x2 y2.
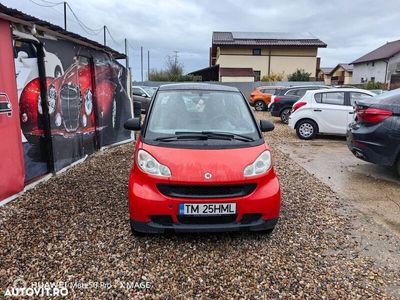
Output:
254 100 266 111
296 119 318 140
280 108 291 124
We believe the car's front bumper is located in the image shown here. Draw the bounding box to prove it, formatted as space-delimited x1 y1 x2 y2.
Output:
128 169 281 233
131 217 279 233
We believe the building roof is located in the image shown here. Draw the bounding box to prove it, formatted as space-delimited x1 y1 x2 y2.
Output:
159 83 239 92
0 3 125 58
352 40 400 64
331 64 353 74
212 31 327 47
219 67 254 77
320 67 334 74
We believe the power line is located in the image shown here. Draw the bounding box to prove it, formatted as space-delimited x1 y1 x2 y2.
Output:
28 0 63 7
105 26 124 46
66 3 103 35
34 0 64 4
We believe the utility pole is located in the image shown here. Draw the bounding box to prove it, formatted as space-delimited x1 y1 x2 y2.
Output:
173 50 179 66
63 2 67 30
140 46 144 82
147 50 150 81
124 38 129 69
103 26 106 46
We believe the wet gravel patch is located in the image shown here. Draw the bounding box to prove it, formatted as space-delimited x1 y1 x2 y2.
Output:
1 112 399 299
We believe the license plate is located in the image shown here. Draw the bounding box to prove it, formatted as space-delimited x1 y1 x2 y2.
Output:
179 203 236 215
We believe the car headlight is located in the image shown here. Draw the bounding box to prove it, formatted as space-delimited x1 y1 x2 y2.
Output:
84 89 93 115
47 85 56 114
243 150 272 176
82 114 87 127
137 149 171 177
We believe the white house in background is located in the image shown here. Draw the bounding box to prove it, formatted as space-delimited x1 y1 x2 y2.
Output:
352 40 400 84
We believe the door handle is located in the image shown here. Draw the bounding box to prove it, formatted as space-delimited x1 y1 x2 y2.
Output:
314 109 322 112
349 112 355 114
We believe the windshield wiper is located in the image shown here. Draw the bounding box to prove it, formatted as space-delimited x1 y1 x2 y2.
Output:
175 131 254 142
154 134 209 142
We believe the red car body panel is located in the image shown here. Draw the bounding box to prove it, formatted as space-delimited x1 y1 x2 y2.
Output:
128 138 281 225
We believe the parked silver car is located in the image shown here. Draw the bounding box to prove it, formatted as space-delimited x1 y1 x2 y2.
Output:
132 86 157 112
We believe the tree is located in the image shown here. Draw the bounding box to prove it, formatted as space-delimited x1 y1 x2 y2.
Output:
149 54 195 82
287 69 311 81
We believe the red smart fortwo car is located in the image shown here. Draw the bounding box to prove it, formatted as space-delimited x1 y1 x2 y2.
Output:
124 83 281 235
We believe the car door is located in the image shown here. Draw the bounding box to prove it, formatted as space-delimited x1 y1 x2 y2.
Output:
313 91 348 134
348 92 374 124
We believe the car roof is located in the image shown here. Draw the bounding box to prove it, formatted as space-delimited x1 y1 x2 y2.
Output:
305 88 375 94
283 85 330 90
257 86 285 89
158 83 239 92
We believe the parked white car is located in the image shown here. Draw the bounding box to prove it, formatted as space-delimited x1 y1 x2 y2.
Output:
288 88 375 139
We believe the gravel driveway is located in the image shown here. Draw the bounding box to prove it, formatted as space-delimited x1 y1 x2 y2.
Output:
1 112 399 299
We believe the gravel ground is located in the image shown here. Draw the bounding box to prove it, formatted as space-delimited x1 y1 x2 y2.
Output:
1 111 399 299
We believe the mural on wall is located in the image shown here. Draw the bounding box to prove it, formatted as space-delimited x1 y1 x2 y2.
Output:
13 28 132 179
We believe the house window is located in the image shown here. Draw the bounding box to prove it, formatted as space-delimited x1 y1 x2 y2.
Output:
372 62 375 67
253 70 261 81
371 77 375 82
361 77 364 83
252 48 261 56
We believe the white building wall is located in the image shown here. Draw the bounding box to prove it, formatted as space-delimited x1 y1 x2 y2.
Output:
387 52 400 81
352 60 388 84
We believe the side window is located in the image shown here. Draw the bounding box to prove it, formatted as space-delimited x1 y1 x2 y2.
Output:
285 89 297 96
296 89 307 97
314 92 345 105
133 88 144 96
350 92 373 106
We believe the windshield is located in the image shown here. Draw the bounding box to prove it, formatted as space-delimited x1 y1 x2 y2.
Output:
145 90 260 142
141 86 156 96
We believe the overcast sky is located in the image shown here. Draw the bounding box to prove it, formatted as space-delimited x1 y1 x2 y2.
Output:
3 0 400 81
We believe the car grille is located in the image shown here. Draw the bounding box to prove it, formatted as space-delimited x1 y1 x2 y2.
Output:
177 215 237 225
60 84 80 132
156 184 257 199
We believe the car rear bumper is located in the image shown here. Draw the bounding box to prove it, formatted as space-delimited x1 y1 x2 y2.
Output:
131 217 279 233
346 126 395 166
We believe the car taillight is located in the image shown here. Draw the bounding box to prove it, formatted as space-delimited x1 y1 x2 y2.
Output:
292 101 307 113
356 108 392 124
274 97 282 103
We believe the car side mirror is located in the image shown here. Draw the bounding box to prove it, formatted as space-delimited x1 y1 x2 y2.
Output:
124 118 141 131
17 51 29 61
260 120 274 132
141 93 147 97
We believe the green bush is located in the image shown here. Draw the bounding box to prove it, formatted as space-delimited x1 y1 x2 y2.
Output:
362 81 386 90
261 72 285 82
287 69 311 81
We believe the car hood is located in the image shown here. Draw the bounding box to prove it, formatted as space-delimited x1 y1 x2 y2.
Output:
139 141 269 183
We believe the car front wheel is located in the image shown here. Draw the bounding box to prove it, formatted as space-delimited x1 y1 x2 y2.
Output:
254 100 266 111
296 119 317 140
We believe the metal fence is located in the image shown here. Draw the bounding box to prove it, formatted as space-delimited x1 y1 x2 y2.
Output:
134 81 326 99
